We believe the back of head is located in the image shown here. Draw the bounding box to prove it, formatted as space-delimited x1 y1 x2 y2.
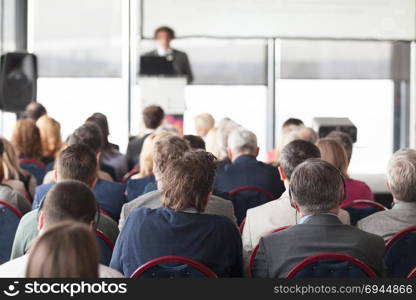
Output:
36 115 62 158
86 112 110 142
282 118 304 128
291 127 318 144
57 144 97 185
387 148 416 203
11 119 42 159
184 135 206 150
1 137 21 179
290 158 343 215
280 140 321 180
153 135 190 176
227 127 258 156
41 180 97 227
161 150 217 213
326 131 353 163
68 123 103 154
26 221 99 278
217 118 240 159
143 105 165 130
194 113 215 137
24 102 47 121
316 138 349 178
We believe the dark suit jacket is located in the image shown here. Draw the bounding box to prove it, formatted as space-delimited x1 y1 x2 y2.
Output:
143 49 193 83
253 214 385 278
32 179 126 222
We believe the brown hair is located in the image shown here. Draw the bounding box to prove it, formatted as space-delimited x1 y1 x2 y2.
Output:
154 26 175 39
1 137 23 180
326 131 353 163
36 115 62 158
11 119 42 160
161 150 216 213
26 221 99 278
153 135 190 176
143 105 165 129
316 138 349 178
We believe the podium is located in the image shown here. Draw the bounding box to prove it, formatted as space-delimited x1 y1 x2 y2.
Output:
139 76 187 135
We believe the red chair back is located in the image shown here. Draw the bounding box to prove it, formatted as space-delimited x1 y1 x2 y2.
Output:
340 200 387 210
0 201 23 218
407 267 416 278
121 166 140 184
19 158 48 170
229 186 275 201
239 217 246 234
131 256 218 278
385 225 416 249
286 253 378 278
248 226 289 278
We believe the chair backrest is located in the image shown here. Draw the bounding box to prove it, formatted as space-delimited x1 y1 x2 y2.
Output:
96 230 114 266
385 226 416 278
340 200 387 226
131 256 218 278
19 158 47 185
229 186 275 225
0 201 22 264
407 267 416 278
121 166 140 184
286 253 378 278
248 226 289 278
239 217 246 234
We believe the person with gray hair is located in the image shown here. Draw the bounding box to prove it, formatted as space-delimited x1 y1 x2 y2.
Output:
214 127 285 223
252 159 384 278
358 148 416 240
285 126 318 145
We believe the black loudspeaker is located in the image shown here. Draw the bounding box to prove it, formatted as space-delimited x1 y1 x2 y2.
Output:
0 52 37 112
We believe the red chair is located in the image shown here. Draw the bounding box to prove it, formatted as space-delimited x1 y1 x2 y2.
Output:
286 253 378 278
340 200 387 210
131 256 218 278
239 217 246 234
385 226 416 277
0 201 23 264
99 208 113 220
229 186 275 225
121 165 140 184
248 226 289 278
407 267 416 278
340 200 387 226
96 229 114 266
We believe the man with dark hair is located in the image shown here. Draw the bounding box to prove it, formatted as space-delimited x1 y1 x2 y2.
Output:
0 181 122 277
32 143 126 222
282 118 303 128
126 105 165 170
252 159 385 278
119 135 236 228
111 150 242 277
184 134 206 150
24 102 47 121
11 145 120 259
242 140 350 263
142 26 193 83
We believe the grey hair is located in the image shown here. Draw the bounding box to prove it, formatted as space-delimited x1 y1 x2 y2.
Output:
286 126 318 145
217 118 240 159
227 127 258 155
387 148 416 202
290 158 343 215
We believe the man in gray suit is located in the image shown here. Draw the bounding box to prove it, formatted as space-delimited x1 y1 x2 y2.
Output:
358 149 416 241
252 159 385 278
119 135 236 229
142 26 193 83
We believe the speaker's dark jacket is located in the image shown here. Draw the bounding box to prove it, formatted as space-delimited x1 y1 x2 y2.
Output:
142 49 193 83
252 214 385 278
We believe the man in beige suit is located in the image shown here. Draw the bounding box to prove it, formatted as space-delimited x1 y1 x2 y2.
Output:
242 140 350 264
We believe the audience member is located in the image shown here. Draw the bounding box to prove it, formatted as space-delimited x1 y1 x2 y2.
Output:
36 115 62 168
1 181 122 277
24 102 47 121
11 119 47 184
317 138 373 205
26 222 100 278
194 113 215 138
86 113 128 181
358 149 416 240
184 134 206 150
126 132 172 201
126 105 165 169
119 135 236 229
286 126 318 144
242 140 350 263
252 159 385 278
271 118 304 165
1 137 36 198
326 131 353 163
214 127 285 199
216 118 240 161
111 150 242 277
205 127 222 158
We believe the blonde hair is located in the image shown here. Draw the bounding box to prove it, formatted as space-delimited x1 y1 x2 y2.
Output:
194 113 215 137
205 128 221 159
136 132 174 179
1 137 22 180
36 115 62 158
316 138 349 178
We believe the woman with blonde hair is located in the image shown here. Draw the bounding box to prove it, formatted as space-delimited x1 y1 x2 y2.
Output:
194 113 215 138
126 131 173 200
36 115 62 167
26 222 99 278
11 119 47 185
316 138 373 205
